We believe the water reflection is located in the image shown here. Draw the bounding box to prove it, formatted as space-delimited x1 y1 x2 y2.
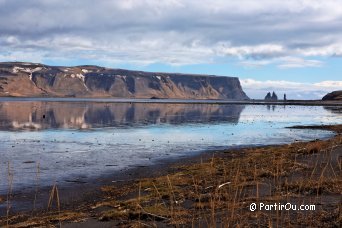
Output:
0 102 245 130
324 106 342 114
0 103 340 197
266 105 277 111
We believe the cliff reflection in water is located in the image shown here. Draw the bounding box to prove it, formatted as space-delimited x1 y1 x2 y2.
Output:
0 102 245 130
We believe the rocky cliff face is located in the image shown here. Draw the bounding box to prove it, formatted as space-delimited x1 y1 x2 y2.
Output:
0 62 249 99
322 90 342 101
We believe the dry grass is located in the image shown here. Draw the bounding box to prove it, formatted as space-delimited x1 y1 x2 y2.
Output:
87 128 341 227
69 133 340 226
5 211 87 228
1 125 342 227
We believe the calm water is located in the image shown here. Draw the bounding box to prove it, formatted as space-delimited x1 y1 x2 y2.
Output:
0 100 341 194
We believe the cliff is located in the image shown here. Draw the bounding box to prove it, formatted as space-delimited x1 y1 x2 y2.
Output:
0 62 249 100
322 90 342 101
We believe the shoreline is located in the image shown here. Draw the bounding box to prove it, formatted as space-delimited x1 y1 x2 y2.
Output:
1 133 336 209
0 144 266 215
0 97 342 106
0 124 341 227
0 127 336 215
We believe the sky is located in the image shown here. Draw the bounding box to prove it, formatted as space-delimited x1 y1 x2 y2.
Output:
0 0 341 99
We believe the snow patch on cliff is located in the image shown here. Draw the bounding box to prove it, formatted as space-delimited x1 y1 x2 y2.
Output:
12 66 43 80
70 73 85 81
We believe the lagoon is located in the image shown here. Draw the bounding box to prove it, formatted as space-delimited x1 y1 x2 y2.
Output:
0 99 341 194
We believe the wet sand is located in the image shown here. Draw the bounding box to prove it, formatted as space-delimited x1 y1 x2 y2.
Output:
1 124 341 227
0 145 248 215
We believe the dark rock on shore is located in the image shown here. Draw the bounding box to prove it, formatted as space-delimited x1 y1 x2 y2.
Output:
0 62 249 100
322 90 342 101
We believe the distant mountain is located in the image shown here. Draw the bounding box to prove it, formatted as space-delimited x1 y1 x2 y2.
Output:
322 90 342 101
0 62 249 100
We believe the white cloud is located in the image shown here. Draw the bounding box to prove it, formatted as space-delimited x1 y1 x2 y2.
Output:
217 44 285 59
300 43 342 57
277 57 323 68
0 51 44 63
314 81 342 88
240 60 273 67
0 0 341 66
240 57 323 68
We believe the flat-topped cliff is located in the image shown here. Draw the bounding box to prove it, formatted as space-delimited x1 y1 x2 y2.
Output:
0 62 249 100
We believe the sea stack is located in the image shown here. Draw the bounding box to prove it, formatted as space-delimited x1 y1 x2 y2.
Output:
265 91 278 101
